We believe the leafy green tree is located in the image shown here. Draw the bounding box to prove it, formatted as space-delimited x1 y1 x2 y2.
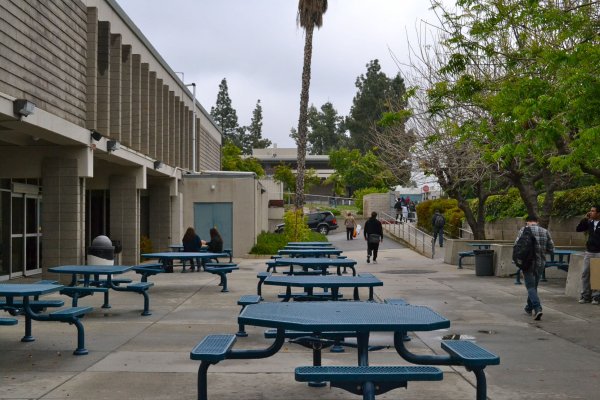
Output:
241 99 271 155
307 102 348 154
329 148 396 192
210 78 240 147
221 141 264 177
426 0 600 226
295 0 328 209
346 59 407 153
273 164 321 193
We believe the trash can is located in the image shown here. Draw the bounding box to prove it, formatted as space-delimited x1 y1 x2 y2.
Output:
88 235 115 265
474 249 494 276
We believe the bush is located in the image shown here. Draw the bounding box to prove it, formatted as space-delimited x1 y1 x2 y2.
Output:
483 188 527 222
250 231 288 254
552 184 600 219
416 199 464 238
283 209 312 242
250 228 327 255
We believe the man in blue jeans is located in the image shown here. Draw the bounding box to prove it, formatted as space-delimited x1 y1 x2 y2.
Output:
575 205 600 304
515 215 555 320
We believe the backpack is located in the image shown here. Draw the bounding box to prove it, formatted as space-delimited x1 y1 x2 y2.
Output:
512 227 537 271
433 214 445 228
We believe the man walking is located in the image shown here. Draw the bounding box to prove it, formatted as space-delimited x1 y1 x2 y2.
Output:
515 215 555 320
432 210 446 247
394 198 402 222
364 211 383 264
576 205 600 304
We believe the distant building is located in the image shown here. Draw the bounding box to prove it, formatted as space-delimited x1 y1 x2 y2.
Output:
251 146 336 200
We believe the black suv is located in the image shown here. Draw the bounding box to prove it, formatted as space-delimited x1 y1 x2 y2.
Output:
275 211 339 235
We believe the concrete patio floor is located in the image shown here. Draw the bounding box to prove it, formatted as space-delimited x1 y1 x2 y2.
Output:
1 231 599 399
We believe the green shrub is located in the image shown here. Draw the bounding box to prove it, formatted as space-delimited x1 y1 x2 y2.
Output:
353 187 389 214
416 198 464 238
484 188 527 222
552 184 600 219
283 209 312 242
250 231 288 255
250 227 327 255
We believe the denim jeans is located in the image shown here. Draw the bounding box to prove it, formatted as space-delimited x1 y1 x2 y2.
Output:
580 251 600 300
524 266 542 312
433 228 444 246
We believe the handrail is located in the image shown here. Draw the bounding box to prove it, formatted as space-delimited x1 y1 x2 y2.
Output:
379 211 435 258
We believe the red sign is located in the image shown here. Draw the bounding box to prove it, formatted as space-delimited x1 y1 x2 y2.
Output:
422 185 430 193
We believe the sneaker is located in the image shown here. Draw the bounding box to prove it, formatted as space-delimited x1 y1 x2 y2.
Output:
592 298 600 305
533 310 543 321
524 307 532 316
579 297 592 304
366 256 370 264
373 260 377 264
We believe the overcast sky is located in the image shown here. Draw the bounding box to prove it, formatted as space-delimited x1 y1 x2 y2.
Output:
116 0 439 148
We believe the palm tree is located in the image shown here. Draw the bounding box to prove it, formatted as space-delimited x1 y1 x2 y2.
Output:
294 0 328 210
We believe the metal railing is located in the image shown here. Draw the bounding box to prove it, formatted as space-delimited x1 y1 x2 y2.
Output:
283 192 354 206
379 211 436 258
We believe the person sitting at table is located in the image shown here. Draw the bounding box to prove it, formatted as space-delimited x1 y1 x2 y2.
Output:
182 227 202 272
204 227 223 253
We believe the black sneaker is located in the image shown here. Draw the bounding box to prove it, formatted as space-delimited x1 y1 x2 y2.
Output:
524 307 532 316
592 297 600 305
366 256 370 264
579 297 591 304
533 310 543 321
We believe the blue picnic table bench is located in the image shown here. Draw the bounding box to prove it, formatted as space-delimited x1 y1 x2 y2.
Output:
269 257 357 276
512 249 576 284
0 283 92 355
48 265 153 316
277 248 343 258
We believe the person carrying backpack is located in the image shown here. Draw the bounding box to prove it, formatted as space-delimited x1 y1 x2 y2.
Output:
575 205 600 305
431 210 446 247
514 215 555 321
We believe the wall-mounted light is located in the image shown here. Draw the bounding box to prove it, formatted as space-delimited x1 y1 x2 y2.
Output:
210 184 216 191
90 129 102 141
13 99 36 119
153 160 163 169
107 140 120 152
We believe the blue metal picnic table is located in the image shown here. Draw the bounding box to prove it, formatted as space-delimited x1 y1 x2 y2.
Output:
287 242 333 247
48 265 153 316
0 283 90 355
142 252 230 272
467 243 492 250
263 273 382 301
233 302 449 399
272 257 357 276
277 248 343 258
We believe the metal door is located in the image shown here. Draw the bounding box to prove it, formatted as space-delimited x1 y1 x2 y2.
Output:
193 203 233 251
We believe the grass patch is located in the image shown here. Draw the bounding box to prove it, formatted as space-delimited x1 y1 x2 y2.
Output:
250 231 328 255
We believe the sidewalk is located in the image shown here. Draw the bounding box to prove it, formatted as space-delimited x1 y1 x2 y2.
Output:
1 233 599 399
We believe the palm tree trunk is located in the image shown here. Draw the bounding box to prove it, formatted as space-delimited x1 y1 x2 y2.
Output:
295 25 314 210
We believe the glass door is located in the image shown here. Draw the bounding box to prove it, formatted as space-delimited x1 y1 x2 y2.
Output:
10 193 42 277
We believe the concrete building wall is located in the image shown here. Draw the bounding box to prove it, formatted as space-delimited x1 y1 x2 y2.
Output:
363 193 393 219
42 158 85 267
109 175 140 264
181 174 267 256
0 0 88 126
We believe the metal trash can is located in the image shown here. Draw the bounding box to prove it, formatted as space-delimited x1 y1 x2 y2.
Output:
474 249 494 276
87 235 115 265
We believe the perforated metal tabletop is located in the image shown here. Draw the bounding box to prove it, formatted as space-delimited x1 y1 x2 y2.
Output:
239 302 450 332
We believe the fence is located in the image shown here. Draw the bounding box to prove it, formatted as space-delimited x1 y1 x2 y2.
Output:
380 211 435 258
283 192 355 207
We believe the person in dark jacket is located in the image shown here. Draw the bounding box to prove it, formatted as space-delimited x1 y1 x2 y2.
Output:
363 211 383 264
205 227 224 253
576 205 600 304
182 227 202 272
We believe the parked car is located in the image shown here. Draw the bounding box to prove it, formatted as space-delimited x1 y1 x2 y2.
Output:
274 211 339 235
